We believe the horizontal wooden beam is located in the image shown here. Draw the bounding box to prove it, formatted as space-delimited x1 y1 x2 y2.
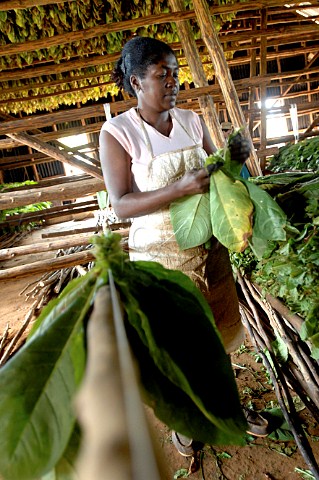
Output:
0 0 71 10
0 176 105 210
0 232 94 261
0 104 106 134
0 200 99 228
0 249 96 281
0 123 104 150
0 227 129 261
7 131 103 179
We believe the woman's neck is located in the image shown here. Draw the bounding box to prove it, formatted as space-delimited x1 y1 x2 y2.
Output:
137 108 173 137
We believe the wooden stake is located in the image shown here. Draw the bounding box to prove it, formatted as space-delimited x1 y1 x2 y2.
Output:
191 0 262 176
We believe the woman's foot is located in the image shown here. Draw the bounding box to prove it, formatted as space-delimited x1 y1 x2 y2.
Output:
171 431 204 457
243 407 269 437
171 432 204 474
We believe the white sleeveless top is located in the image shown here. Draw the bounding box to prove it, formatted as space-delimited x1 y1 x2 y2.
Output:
101 107 204 191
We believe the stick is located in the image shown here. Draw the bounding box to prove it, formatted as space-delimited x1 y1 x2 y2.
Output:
0 323 9 356
0 300 38 366
240 306 319 479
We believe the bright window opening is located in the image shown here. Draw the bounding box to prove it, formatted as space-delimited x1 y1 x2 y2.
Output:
258 98 289 148
58 133 90 176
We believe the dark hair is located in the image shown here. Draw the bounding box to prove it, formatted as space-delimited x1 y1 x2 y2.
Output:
112 36 176 97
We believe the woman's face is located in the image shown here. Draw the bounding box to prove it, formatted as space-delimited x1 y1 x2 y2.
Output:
133 53 180 112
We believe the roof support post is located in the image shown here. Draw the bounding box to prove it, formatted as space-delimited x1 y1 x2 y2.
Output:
192 0 262 176
169 0 225 148
259 8 268 172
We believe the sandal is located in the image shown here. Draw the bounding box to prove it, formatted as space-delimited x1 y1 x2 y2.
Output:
243 407 269 437
171 431 204 457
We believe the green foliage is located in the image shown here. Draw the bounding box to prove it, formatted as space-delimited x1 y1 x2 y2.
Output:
268 136 319 173
231 172 319 358
241 178 287 258
169 192 212 249
295 467 316 480
0 180 38 192
249 228 319 356
0 202 52 220
116 260 247 445
174 469 189 479
209 169 253 252
170 130 287 256
0 181 52 234
40 425 81 480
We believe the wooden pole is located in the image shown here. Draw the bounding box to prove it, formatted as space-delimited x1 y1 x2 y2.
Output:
248 19 257 138
75 285 132 480
192 0 262 176
0 233 95 261
6 132 103 179
0 249 95 281
0 0 69 10
169 0 225 148
0 176 105 210
259 8 268 172
0 203 98 228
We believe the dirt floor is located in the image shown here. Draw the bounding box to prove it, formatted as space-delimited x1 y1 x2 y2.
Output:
1 218 319 480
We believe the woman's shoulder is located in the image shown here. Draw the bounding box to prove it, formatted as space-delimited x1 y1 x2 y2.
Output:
172 107 200 122
172 107 203 139
101 107 138 131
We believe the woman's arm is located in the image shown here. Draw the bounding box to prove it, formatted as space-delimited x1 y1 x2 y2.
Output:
200 116 218 155
99 128 210 219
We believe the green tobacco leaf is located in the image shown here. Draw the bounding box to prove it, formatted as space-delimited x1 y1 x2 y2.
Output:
0 273 97 480
41 424 81 480
210 170 253 252
115 261 247 445
174 469 189 479
170 193 212 250
271 334 289 363
96 190 108 210
295 467 316 479
241 178 287 253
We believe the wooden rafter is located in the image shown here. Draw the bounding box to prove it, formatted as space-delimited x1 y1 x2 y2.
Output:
0 0 71 10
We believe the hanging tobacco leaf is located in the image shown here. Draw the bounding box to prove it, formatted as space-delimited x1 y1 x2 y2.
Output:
170 192 212 250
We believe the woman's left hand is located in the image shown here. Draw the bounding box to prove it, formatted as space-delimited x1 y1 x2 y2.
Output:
228 132 251 164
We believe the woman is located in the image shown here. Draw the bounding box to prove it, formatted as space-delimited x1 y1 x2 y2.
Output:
100 35 245 352
99 36 268 455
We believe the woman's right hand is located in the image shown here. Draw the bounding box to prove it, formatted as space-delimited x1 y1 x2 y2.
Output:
176 168 211 196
